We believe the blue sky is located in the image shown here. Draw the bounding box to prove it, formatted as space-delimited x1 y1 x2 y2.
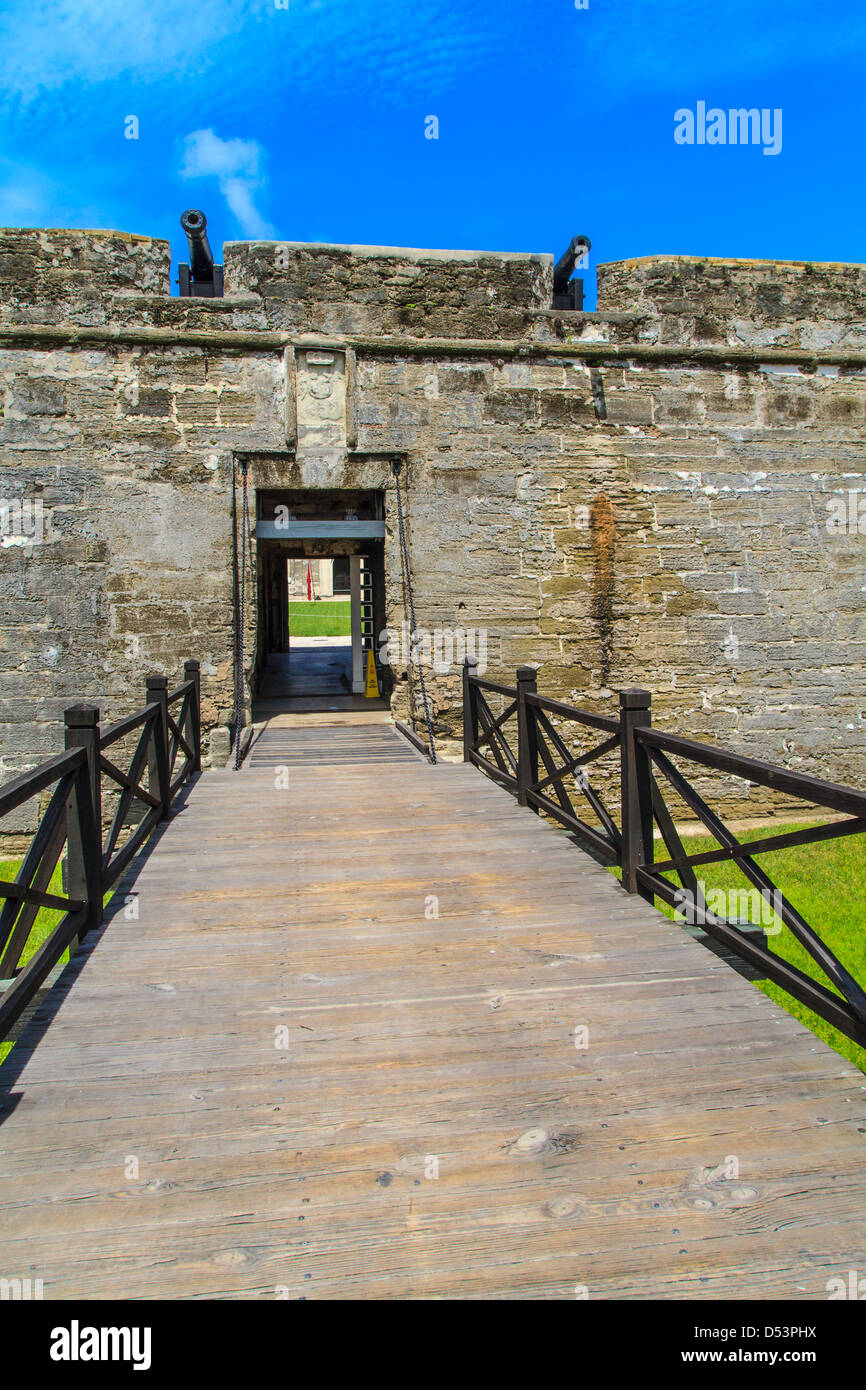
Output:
0 0 863 306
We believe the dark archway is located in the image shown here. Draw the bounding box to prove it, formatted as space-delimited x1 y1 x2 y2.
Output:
253 488 389 712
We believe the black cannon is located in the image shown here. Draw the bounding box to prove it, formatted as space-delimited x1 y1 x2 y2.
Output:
178 209 224 298
552 234 591 311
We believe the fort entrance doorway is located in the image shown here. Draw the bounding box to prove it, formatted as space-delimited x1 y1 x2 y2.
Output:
254 489 388 710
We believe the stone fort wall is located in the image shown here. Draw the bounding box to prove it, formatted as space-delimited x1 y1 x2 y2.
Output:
1 226 865 817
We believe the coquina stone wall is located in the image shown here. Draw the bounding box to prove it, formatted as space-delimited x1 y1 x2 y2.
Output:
1 227 864 820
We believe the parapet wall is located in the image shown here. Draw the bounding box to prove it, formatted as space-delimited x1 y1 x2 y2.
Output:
224 240 554 337
597 255 866 350
0 229 171 321
7 233 866 351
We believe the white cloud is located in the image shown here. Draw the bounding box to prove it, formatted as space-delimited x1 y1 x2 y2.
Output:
0 0 266 103
180 129 260 183
179 129 273 238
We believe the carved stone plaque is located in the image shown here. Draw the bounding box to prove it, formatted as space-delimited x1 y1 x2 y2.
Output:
296 349 346 455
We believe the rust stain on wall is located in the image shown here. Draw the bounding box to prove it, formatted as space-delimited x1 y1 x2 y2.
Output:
590 493 616 685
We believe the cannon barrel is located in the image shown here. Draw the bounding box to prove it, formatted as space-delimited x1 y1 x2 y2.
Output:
553 234 591 294
181 208 215 284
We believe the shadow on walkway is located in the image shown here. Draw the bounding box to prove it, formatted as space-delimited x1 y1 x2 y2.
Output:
0 777 201 1120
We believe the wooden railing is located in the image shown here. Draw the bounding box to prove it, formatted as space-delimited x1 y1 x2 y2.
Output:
0 661 201 1041
463 658 866 1048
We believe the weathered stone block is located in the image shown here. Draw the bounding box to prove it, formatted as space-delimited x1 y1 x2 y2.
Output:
125 389 172 418
11 377 65 416
482 389 539 425
539 392 594 426
604 390 653 425
174 390 220 424
217 390 258 424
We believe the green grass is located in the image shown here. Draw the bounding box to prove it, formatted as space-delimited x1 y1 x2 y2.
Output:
612 822 866 1072
0 858 69 1064
0 859 116 1066
289 599 351 637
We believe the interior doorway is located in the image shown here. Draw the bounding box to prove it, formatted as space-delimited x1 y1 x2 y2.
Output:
254 488 388 712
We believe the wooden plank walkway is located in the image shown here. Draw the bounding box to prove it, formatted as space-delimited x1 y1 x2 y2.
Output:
1 725 865 1300
245 722 420 767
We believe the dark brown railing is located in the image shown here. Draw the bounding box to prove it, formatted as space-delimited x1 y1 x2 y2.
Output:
0 661 201 1041
463 658 866 1048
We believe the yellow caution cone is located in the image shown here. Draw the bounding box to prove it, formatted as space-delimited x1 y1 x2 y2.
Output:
363 648 380 698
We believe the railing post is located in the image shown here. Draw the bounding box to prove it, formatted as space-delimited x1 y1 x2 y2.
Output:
184 659 202 773
516 666 539 810
64 704 103 934
146 674 171 819
462 657 479 763
619 688 654 901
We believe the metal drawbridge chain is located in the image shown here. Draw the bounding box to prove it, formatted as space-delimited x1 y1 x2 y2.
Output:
392 461 436 764
233 461 252 770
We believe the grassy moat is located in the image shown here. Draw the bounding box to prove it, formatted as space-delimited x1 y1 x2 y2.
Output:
611 822 866 1072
